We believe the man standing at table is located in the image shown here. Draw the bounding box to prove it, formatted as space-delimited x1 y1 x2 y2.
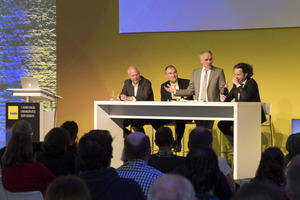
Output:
153 65 193 151
164 50 226 130
117 66 154 134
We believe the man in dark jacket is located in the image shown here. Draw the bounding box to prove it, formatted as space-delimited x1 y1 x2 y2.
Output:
152 65 193 151
78 130 145 200
218 63 266 145
117 66 154 135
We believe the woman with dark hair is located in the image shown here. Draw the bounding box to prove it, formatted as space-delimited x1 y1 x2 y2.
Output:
252 147 286 197
285 132 300 166
60 121 79 155
183 148 220 200
1 132 56 196
35 127 76 176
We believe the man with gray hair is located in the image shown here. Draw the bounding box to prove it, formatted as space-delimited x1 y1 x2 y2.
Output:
287 154 300 200
148 174 196 200
164 50 226 130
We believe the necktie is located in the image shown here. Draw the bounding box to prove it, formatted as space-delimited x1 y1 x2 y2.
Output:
172 84 177 99
200 69 208 101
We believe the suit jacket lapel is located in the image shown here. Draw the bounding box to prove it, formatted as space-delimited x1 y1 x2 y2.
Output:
167 81 172 99
207 66 215 89
178 78 183 89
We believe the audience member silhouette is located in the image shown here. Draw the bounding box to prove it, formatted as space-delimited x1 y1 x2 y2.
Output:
287 154 300 200
45 175 91 200
117 132 164 196
187 127 235 193
148 174 196 200
35 127 75 176
285 132 300 167
252 147 286 198
78 130 145 200
1 131 55 196
183 148 220 200
232 181 285 200
0 120 41 167
60 120 79 155
148 126 184 173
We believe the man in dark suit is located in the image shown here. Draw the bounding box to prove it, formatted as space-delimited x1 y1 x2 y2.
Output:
218 63 266 145
117 66 154 134
153 65 193 151
118 66 154 101
164 50 226 130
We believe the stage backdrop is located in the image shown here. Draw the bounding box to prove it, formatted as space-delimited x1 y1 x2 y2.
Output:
57 0 300 154
0 0 56 148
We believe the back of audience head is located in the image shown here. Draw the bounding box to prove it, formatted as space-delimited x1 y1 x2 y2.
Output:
188 127 212 151
124 131 151 161
148 174 196 200
286 132 300 161
184 148 219 194
60 121 78 144
42 127 71 155
254 147 285 186
12 120 32 136
154 126 174 148
78 129 113 170
232 181 284 200
45 175 91 200
2 132 33 167
287 154 300 200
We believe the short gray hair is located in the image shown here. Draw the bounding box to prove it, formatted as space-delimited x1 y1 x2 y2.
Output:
199 49 212 58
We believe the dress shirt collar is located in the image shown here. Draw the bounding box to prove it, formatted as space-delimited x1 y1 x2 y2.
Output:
241 79 247 87
202 67 211 72
169 80 179 88
156 150 175 157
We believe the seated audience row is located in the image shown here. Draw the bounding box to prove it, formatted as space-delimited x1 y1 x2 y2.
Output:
3 119 300 200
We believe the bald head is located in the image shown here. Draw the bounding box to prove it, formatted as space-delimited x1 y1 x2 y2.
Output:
148 174 195 200
128 66 139 74
127 66 141 85
126 131 145 145
124 132 151 160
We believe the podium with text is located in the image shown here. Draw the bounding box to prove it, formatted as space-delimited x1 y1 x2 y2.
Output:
94 101 261 180
6 89 62 142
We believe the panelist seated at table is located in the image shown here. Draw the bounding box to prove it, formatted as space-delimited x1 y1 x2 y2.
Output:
151 65 193 152
163 50 226 130
117 65 154 135
217 62 266 145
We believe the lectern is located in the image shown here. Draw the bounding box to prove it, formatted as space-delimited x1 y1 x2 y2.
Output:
6 88 62 142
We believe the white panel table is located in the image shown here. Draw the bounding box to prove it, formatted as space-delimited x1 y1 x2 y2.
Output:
94 101 261 180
